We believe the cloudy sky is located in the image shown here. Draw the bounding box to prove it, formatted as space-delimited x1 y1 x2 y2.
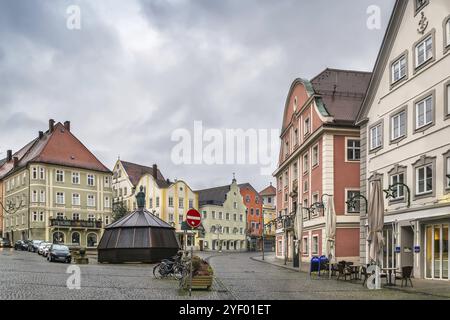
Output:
0 0 394 191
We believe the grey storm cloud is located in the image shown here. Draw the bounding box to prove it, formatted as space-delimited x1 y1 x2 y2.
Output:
0 0 394 191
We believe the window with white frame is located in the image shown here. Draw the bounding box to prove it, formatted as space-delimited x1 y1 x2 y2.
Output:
39 212 44 222
202 211 207 219
105 216 110 225
219 212 223 220
416 95 433 129
32 212 38 222
391 55 407 83
303 153 309 173
87 174 95 186
104 176 110 186
304 117 311 135
56 212 64 219
73 213 80 220
212 211 216 219
179 197 184 208
370 124 382 150
189 199 193 209
312 235 319 254
156 197 160 207
347 139 360 161
32 190 38 203
303 180 309 193
72 193 80 206
72 172 80 184
56 170 64 182
293 162 298 178
87 195 95 207
32 167 38 180
303 198 308 209
168 197 174 207
303 236 309 254
346 190 360 213
105 196 110 208
39 167 45 180
226 213 230 220
88 214 95 222
39 190 45 203
294 128 299 146
391 110 407 140
415 35 433 67
446 156 450 189
446 84 450 116
416 164 433 195
56 192 65 204
446 19 450 48
390 173 405 199
312 145 319 166
312 193 319 205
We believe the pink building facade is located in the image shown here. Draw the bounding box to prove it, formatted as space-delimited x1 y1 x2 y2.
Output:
273 69 371 263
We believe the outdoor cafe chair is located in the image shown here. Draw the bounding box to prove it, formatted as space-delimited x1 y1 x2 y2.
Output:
395 266 413 287
337 263 352 281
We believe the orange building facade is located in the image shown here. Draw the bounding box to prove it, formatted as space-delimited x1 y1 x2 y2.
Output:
239 183 263 251
273 69 371 263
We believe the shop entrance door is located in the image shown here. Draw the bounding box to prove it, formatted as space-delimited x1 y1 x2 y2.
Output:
425 224 449 280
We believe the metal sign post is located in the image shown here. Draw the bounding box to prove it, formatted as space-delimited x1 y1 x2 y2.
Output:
189 227 194 297
185 209 201 298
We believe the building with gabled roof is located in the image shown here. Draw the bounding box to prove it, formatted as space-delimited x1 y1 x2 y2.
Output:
273 68 371 264
356 0 450 280
196 177 247 251
2 119 113 247
112 159 199 249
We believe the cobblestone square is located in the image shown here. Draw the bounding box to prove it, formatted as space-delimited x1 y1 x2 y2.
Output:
1 249 449 300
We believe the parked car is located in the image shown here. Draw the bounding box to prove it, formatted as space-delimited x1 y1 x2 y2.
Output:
29 240 43 253
37 242 51 255
14 240 27 251
0 238 12 248
47 244 72 263
42 245 52 257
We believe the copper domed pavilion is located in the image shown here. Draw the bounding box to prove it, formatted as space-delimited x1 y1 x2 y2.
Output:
98 187 180 263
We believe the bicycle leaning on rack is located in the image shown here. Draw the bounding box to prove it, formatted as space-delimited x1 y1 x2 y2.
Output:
153 251 187 280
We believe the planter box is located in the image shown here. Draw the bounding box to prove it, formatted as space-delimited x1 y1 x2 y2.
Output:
184 275 214 290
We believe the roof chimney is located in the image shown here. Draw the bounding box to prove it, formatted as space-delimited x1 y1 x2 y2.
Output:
13 156 18 168
49 119 55 133
64 121 71 132
38 131 44 139
152 164 158 180
6 150 12 162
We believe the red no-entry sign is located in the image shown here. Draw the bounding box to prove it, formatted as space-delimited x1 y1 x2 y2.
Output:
186 209 201 229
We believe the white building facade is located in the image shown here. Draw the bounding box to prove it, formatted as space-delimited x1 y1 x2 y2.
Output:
357 0 450 280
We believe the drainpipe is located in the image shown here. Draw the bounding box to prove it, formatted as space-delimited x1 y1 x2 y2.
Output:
27 166 31 240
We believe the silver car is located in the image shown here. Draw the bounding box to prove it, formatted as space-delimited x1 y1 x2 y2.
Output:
38 242 52 256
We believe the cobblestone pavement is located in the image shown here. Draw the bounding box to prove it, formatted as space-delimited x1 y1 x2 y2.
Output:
1 248 449 300
0 248 232 300
201 252 450 300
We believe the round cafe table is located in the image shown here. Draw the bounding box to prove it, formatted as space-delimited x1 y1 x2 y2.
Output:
381 267 398 286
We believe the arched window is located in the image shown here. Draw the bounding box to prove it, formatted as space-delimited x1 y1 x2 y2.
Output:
53 232 64 244
87 233 98 247
71 232 80 245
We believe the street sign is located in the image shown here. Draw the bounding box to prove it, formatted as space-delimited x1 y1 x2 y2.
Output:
414 246 420 253
186 209 201 229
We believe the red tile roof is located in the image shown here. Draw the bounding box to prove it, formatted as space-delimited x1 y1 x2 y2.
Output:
259 184 276 196
1 122 111 178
